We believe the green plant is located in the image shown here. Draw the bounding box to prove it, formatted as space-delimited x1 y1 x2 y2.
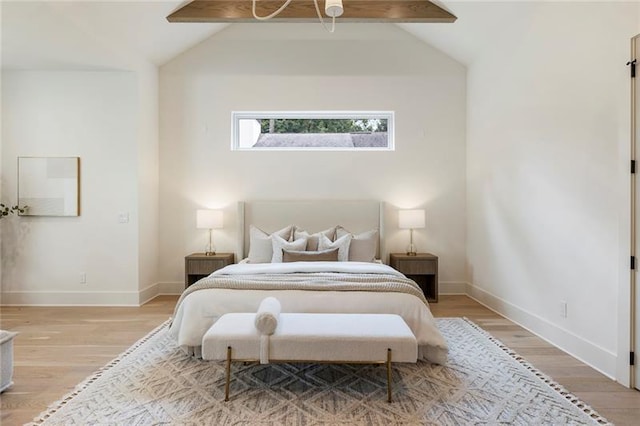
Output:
0 204 27 219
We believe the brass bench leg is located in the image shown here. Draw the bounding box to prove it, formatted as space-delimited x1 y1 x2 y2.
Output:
387 348 392 403
225 346 232 402
223 346 394 402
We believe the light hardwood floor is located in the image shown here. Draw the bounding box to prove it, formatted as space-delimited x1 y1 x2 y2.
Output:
1 295 639 425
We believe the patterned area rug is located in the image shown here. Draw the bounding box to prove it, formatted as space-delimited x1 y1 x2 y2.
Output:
29 318 609 425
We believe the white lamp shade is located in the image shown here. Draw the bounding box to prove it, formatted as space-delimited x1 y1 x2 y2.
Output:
398 209 425 229
196 209 223 229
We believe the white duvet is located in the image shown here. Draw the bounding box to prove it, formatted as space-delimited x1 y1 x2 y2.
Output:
169 261 448 364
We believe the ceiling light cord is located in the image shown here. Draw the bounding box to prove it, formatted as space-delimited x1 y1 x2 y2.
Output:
252 0 294 20
251 0 339 33
313 0 336 33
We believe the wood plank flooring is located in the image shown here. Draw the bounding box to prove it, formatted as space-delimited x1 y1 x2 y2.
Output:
0 296 175 425
1 295 639 425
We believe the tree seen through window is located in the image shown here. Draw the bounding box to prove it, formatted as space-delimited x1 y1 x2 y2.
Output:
233 112 394 150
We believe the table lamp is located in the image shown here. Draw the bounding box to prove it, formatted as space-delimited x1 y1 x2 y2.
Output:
196 209 223 256
398 209 425 256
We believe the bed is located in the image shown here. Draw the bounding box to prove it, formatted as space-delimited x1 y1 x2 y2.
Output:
168 200 448 364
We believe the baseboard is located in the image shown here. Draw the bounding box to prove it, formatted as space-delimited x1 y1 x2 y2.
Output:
156 282 184 295
439 281 467 295
138 283 161 305
0 290 142 306
1 281 184 307
466 283 617 380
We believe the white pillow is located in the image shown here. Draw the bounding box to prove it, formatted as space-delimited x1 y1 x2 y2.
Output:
271 234 308 263
336 226 378 262
293 226 336 251
318 233 351 262
248 225 293 263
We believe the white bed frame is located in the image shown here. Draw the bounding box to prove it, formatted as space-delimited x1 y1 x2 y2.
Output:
236 200 385 262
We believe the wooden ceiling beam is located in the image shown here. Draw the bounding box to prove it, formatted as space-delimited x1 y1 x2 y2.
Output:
167 0 457 23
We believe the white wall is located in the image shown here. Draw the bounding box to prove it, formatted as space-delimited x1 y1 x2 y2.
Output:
1 71 142 304
0 66 3 296
159 23 467 290
0 2 163 306
137 65 160 304
464 2 637 381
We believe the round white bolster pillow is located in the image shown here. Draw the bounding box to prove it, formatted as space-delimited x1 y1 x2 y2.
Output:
254 297 281 335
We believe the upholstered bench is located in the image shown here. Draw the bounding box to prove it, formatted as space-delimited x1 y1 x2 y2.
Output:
202 302 418 402
0 330 18 393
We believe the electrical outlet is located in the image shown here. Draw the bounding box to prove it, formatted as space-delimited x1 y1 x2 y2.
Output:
560 301 568 318
118 212 129 223
80 273 87 284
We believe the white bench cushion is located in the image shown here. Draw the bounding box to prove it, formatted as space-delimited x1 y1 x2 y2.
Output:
202 313 417 363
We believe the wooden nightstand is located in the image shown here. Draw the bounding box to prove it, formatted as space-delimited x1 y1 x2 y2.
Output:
184 253 234 288
389 253 439 303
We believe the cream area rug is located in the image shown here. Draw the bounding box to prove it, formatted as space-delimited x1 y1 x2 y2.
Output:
29 318 609 425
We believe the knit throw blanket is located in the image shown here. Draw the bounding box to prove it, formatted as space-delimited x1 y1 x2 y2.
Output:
173 272 428 318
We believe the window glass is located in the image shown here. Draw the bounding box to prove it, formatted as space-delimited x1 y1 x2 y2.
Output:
232 112 394 151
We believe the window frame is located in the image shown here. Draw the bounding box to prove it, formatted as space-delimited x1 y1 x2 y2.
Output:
231 110 395 151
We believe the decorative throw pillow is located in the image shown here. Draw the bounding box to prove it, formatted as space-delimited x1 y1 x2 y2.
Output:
271 234 308 263
336 226 378 262
248 225 293 263
282 248 339 262
318 233 351 262
293 226 336 251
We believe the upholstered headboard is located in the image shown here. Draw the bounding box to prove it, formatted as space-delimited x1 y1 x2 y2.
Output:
237 200 385 261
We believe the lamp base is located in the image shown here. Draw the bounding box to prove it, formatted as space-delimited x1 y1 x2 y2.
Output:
406 251 417 256
204 229 216 256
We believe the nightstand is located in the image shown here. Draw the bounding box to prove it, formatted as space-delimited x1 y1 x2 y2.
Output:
184 253 234 288
389 253 439 303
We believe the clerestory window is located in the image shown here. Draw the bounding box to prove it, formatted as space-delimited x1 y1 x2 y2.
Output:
231 111 394 151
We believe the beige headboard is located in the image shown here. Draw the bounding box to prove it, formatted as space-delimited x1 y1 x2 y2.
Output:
237 200 385 261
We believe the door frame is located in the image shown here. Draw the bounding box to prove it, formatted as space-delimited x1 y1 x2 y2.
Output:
628 34 639 389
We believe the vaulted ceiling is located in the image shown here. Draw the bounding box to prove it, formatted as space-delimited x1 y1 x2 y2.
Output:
1 1 226 69
1 1 548 71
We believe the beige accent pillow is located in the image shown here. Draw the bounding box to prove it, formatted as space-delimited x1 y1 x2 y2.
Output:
248 225 293 263
293 226 336 251
318 234 351 262
336 226 378 262
282 248 340 262
271 235 308 263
